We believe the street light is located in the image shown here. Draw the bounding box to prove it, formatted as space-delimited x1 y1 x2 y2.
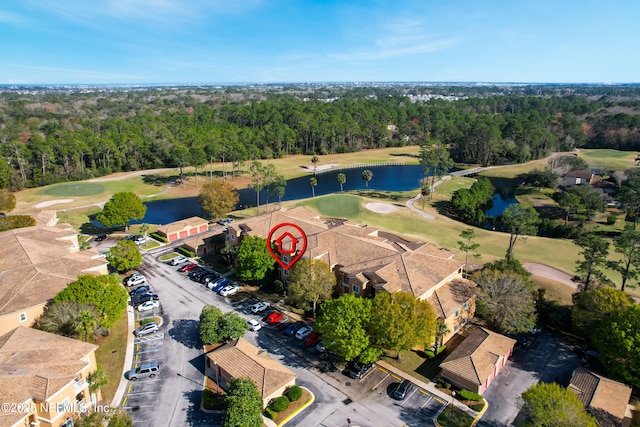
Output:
450 391 456 417
213 361 220 392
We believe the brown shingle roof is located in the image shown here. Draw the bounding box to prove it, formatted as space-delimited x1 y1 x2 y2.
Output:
428 279 476 318
440 327 516 386
0 327 97 403
157 216 208 235
570 366 632 424
207 338 296 399
0 224 108 316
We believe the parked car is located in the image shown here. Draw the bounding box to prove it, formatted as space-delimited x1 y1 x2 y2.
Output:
266 312 284 324
134 322 159 336
316 341 327 353
247 319 261 331
126 274 147 287
202 273 219 285
284 321 304 336
95 234 107 242
295 326 314 340
178 263 199 272
217 218 234 226
250 302 270 314
303 332 323 347
212 279 230 292
137 300 160 312
392 379 413 400
345 361 374 379
130 285 151 296
219 285 239 297
132 293 159 306
124 362 159 380
168 255 188 266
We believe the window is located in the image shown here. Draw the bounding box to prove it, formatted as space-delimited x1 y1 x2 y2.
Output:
229 234 235 241
343 276 349 286
453 324 459 333
62 418 74 427
283 269 288 277
282 255 289 263
455 309 460 319
462 317 467 326
352 285 360 294
19 313 27 322
463 302 469 311
56 398 70 413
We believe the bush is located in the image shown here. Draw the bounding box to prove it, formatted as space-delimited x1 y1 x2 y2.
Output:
270 395 290 412
286 385 302 402
150 232 168 243
607 215 618 225
470 402 485 411
178 246 196 258
202 388 227 410
265 407 277 420
273 280 284 295
425 350 435 358
458 389 483 401
436 377 451 389
140 318 154 326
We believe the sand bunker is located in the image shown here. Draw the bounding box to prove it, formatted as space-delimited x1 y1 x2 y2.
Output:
365 202 397 213
34 199 74 209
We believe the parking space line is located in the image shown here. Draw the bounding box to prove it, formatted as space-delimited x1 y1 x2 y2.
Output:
400 388 419 407
135 347 164 354
417 394 433 413
360 367 378 381
122 405 155 409
125 391 159 396
372 373 390 390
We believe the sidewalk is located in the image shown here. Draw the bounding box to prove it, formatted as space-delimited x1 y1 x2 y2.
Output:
110 303 136 408
376 360 479 419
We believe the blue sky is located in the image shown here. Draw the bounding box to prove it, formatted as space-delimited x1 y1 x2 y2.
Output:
1 0 638 84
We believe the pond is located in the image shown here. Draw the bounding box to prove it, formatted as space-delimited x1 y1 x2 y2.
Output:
118 165 520 225
484 177 522 218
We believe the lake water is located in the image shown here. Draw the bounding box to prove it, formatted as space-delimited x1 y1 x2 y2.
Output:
122 164 518 225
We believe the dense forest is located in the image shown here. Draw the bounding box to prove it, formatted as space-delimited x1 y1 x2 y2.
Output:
0 84 639 190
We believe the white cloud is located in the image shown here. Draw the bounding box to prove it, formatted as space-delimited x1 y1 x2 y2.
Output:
3 63 142 83
0 9 27 25
330 38 458 61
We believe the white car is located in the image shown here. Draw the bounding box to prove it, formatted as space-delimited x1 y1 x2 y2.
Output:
250 302 270 314
295 326 313 340
247 319 261 331
127 275 147 287
137 300 160 312
168 255 188 266
134 322 159 336
219 285 239 297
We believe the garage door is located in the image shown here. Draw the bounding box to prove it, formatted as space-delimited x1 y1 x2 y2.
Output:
179 230 188 239
168 233 177 242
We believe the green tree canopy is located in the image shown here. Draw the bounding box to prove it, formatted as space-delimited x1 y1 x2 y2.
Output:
499 204 540 261
472 269 537 334
336 173 346 192
361 169 373 187
368 291 436 357
611 226 640 290
287 258 335 318
96 192 146 228
572 286 633 338
106 239 143 272
223 377 264 427
36 301 100 339
316 293 371 361
54 274 128 328
236 236 275 283
519 382 598 427
198 179 239 220
199 305 248 345
574 233 610 291
592 304 640 388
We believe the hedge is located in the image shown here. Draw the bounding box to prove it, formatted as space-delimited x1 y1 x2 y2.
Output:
458 389 483 401
286 385 302 402
265 407 277 420
150 232 168 243
425 345 446 358
178 246 196 258
270 395 290 412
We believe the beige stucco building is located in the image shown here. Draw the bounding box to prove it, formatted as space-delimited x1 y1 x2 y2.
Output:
156 216 209 242
0 326 100 427
0 223 109 336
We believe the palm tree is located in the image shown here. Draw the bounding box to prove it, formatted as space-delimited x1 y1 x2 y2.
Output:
362 169 373 188
76 310 98 342
311 155 319 173
310 177 318 197
139 223 150 238
337 173 346 192
434 321 451 353
87 366 108 393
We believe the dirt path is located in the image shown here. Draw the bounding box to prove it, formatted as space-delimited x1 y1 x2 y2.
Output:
88 168 174 182
523 263 578 289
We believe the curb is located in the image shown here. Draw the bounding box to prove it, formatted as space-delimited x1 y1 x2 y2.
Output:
274 387 315 427
111 303 135 408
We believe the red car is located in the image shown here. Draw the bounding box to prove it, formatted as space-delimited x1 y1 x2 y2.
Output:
178 263 199 272
266 312 284 324
303 332 323 347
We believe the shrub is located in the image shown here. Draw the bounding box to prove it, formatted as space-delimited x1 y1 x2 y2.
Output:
436 345 446 355
470 402 485 411
425 350 435 358
458 389 483 401
270 395 290 412
606 215 618 225
286 385 302 402
202 388 227 410
140 318 154 326
150 232 169 243
265 407 277 420
436 377 451 389
178 247 196 258
273 280 284 295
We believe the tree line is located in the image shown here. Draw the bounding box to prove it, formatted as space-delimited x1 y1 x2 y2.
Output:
0 86 638 190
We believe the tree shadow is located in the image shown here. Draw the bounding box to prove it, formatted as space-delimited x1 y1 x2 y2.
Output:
168 319 202 349
352 190 403 201
431 200 451 215
142 173 180 186
182 388 224 426
390 152 420 159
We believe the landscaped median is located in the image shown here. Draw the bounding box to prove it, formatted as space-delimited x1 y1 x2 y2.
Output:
264 386 314 426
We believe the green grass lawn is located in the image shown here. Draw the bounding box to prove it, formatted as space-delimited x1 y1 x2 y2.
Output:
381 350 447 384
94 310 128 404
437 406 476 427
579 148 639 170
40 182 106 197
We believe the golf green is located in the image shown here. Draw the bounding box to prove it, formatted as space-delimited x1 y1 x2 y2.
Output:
40 182 105 197
312 194 361 217
582 149 631 159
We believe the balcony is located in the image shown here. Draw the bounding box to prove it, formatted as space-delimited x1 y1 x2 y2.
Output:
73 379 88 394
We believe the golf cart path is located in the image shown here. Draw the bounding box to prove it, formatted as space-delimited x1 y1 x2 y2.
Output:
523 263 578 289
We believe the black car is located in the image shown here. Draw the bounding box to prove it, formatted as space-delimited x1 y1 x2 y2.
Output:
95 234 107 242
129 285 150 296
284 321 304 336
344 361 374 379
132 293 159 305
391 379 413 400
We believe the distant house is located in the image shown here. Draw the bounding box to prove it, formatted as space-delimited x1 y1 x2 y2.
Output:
224 207 476 345
206 338 297 407
560 170 596 187
0 224 109 336
183 230 223 257
0 326 100 427
569 366 632 427
439 326 517 394
156 216 209 242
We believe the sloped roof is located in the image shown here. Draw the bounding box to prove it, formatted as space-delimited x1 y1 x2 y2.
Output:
440 327 516 386
157 216 208 235
428 279 476 318
564 169 594 180
207 338 296 399
0 224 108 316
0 327 97 403
569 366 632 424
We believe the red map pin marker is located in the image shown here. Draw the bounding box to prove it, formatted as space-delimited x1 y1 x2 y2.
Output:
267 223 307 270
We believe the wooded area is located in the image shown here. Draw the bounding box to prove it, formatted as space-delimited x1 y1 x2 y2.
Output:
0 84 639 190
